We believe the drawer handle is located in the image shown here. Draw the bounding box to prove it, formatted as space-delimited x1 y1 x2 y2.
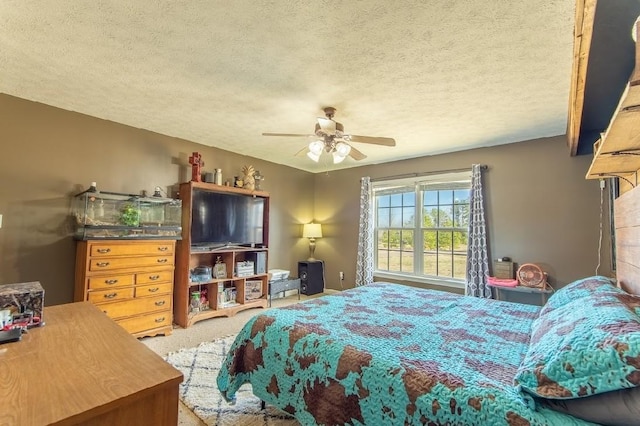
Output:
149 275 161 281
96 262 110 267
155 317 165 323
155 300 166 306
104 293 118 299
158 247 169 252
157 258 168 264
97 248 111 254
104 279 118 285
148 287 160 293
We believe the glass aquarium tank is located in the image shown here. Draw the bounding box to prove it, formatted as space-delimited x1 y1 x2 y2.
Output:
73 187 182 240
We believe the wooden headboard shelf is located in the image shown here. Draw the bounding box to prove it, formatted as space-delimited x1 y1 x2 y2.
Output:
615 185 640 294
586 19 640 183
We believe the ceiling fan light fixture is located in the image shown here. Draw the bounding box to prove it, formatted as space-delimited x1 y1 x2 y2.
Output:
334 141 351 156
307 151 321 162
308 140 324 155
332 152 347 164
307 140 324 162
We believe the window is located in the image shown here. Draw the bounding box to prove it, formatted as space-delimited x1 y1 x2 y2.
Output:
373 171 471 287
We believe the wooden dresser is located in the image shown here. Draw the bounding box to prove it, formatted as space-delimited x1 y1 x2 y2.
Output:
0 302 182 425
75 239 175 338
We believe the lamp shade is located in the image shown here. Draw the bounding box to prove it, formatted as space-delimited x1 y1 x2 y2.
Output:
302 223 322 239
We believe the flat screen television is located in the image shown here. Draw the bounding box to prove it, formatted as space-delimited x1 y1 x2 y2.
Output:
191 189 265 248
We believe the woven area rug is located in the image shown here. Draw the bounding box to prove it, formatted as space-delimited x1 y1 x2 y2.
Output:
165 335 299 426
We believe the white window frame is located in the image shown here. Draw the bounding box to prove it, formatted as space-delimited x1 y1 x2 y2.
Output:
372 170 472 289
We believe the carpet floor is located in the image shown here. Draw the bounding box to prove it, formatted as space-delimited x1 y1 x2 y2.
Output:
165 334 299 426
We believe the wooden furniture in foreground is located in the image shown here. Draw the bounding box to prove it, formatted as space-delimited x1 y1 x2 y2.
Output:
75 239 176 338
174 181 270 328
0 302 182 425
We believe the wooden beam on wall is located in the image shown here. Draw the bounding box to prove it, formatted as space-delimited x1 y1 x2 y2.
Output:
566 0 597 156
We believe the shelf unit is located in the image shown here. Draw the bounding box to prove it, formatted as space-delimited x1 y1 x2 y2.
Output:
585 83 640 181
174 181 270 328
586 24 640 187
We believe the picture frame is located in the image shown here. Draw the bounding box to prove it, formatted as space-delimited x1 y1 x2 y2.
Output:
213 262 227 279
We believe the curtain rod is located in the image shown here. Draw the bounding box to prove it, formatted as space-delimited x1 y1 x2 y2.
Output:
370 165 487 182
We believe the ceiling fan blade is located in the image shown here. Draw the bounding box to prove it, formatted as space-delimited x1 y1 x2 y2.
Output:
262 133 317 138
262 132 315 138
294 146 309 157
348 145 367 161
317 118 337 135
349 135 396 146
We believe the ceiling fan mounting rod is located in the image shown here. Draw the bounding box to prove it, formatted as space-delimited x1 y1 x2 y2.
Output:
323 106 337 119
324 140 337 153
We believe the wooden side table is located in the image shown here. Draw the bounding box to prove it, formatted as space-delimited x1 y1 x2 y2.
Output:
0 302 183 425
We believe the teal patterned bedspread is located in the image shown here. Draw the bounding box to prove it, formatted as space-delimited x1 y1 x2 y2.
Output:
217 283 596 425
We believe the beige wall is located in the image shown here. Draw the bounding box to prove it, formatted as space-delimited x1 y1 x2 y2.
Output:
313 136 613 291
0 94 314 305
0 94 612 305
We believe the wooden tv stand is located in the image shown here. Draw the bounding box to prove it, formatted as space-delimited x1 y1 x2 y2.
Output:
174 181 270 328
0 302 182 425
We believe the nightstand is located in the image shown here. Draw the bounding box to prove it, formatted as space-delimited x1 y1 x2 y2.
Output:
488 282 553 306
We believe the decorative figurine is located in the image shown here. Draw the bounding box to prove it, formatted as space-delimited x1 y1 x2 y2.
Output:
189 152 204 182
254 170 264 191
242 165 256 190
213 256 227 279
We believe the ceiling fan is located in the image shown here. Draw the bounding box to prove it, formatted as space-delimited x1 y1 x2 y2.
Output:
262 107 396 164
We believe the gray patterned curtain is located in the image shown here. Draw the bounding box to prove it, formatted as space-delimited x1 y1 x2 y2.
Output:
466 164 491 297
356 177 374 286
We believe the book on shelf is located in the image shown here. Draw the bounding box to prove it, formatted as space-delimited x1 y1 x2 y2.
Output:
218 286 237 308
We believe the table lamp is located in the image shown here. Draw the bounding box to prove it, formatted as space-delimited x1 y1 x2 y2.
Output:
302 223 322 261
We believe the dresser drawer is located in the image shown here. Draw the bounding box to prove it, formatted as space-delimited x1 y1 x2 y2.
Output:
90 242 175 257
136 270 174 285
88 287 134 304
135 282 173 298
89 255 174 272
116 310 172 335
76 239 176 338
99 294 172 320
87 274 135 290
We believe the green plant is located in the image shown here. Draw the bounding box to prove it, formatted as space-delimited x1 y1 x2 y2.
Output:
119 203 140 226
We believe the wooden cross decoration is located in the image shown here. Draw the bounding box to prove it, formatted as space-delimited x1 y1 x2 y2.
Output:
189 152 204 182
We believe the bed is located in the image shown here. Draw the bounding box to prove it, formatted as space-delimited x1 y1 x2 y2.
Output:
217 188 640 425
217 276 640 425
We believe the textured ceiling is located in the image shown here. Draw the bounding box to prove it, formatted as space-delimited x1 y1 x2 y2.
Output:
0 1 576 173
